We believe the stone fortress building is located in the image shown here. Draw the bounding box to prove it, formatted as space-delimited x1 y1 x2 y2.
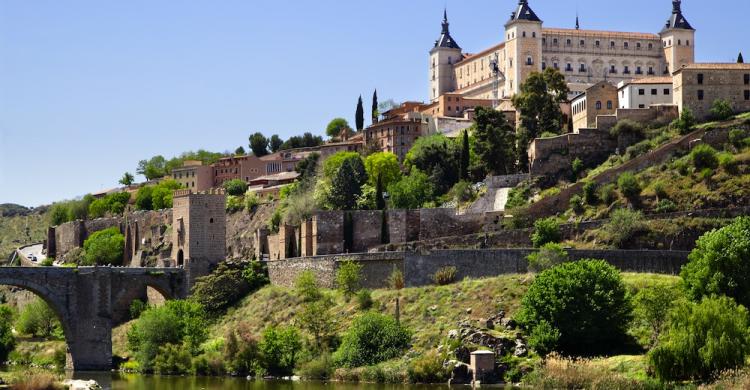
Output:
430 0 695 103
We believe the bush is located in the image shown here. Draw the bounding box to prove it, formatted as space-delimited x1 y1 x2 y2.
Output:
718 152 736 172
357 289 373 310
223 323 259 376
598 183 617 205
190 262 253 314
531 217 561 248
516 260 632 354
654 199 677 213
153 343 192 375
244 191 260 211
40 258 54 267
527 243 569 273
633 285 681 348
223 179 249 196
17 298 61 338
295 270 322 302
432 266 458 286
258 325 302 376
609 119 645 138
617 172 641 202
710 98 734 120
387 170 434 209
729 128 748 148
336 260 363 301
298 298 336 352
681 217 750 307
242 260 269 291
652 181 667 200
334 312 411 368
569 194 584 214
582 181 598 205
649 296 750 381
571 158 584 181
690 144 718 169
0 306 15 363
407 350 451 383
129 299 148 320
298 353 334 380
672 108 696 135
225 195 243 213
82 227 124 265
527 320 560 356
600 208 645 248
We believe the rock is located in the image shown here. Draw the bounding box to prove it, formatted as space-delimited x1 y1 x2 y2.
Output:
454 346 471 363
514 340 528 357
501 318 516 330
449 362 472 384
466 308 473 314
484 319 495 330
447 329 459 339
63 380 102 390
429 305 438 311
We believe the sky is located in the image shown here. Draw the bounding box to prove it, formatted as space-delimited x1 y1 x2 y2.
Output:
1 0 748 207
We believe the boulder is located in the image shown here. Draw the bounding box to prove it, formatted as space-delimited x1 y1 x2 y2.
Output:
63 380 102 390
448 361 471 384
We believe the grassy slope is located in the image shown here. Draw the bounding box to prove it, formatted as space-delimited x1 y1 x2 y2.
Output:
0 213 47 262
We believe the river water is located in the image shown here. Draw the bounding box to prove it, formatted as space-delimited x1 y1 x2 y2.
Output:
70 372 453 390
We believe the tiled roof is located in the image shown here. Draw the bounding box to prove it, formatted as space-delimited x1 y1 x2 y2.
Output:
510 0 541 23
627 77 673 85
542 28 659 40
676 63 750 71
664 1 693 31
434 10 461 50
455 43 505 66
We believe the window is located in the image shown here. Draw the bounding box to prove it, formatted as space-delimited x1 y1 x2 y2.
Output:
553 62 559 69
522 31 526 37
510 59 513 67
744 74 749 85
697 90 704 100
542 37 546 45
526 56 533 65
553 38 558 46
580 39 585 46
664 89 670 95
624 66 630 74
686 40 690 46
745 90 750 101
595 40 600 47
579 63 586 72
636 42 641 49
697 73 704 84
624 42 629 49
610 41 615 48
607 101 613 109
596 101 602 110
638 89 645 95
566 39 572 46
610 65 617 74
648 66 655 75
532 32 536 38
636 66 643 75
542 62 546 70
651 89 657 95
648 43 653 50
639 104 646 108
566 63 573 72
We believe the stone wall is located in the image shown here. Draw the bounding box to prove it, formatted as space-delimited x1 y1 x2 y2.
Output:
485 174 530 189
528 129 617 179
418 209 484 240
351 211 385 252
267 252 405 289
312 211 345 256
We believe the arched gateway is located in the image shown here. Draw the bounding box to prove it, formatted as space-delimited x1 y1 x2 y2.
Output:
0 267 186 370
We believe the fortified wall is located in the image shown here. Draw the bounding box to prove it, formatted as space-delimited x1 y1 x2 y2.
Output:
267 249 689 289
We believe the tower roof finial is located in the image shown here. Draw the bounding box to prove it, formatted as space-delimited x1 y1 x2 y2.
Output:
509 0 541 22
433 8 461 51
664 0 693 30
576 13 580 30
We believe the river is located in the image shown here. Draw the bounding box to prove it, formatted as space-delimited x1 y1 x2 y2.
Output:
68 372 453 390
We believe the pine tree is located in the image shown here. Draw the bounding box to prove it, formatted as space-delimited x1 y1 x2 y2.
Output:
460 130 470 181
739 52 744 64
355 95 365 131
372 89 379 124
375 173 385 210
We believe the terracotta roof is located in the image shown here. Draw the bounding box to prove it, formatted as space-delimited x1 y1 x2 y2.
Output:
626 77 673 85
252 171 300 182
676 63 750 71
455 43 505 66
542 28 659 40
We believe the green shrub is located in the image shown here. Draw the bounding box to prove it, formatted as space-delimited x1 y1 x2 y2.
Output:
527 320 560 356
82 227 124 266
40 258 54 267
672 108 696 135
718 151 736 171
153 343 192 375
531 217 561 248
298 353 334 380
598 183 617 205
336 260 363 301
190 262 253 314
295 270 322 302
129 300 148 320
690 144 719 169
582 181 598 205
431 266 457 286
259 325 302 376
729 128 748 148
610 119 645 138
600 208 645 248
334 312 411 368
617 172 641 202
571 158 584 181
505 182 532 209
681 217 750 307
625 141 652 160
569 194 584 214
710 98 734 121
16 298 60 338
633 285 681 348
516 260 632 354
652 181 667 200
298 298 336 352
673 159 690 176
244 191 260 211
223 324 259 376
526 243 569 273
242 260 269 291
654 199 677 214
649 296 750 381
268 208 282 233
225 195 244 213
698 167 714 181
192 350 226 376
357 289 374 310
223 179 249 196
407 350 451 383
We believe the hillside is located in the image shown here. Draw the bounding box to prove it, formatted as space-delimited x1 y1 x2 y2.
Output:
0 211 47 263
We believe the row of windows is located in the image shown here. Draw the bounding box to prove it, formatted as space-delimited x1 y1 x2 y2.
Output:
544 38 657 51
572 100 613 115
696 73 750 85
696 90 750 101
215 168 239 175
541 62 664 76
663 39 691 47
175 171 196 179
637 88 671 96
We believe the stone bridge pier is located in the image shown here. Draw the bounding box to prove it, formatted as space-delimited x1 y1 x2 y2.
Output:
0 267 186 371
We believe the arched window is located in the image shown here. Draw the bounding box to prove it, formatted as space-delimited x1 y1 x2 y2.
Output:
607 101 613 109
526 56 533 65
523 31 526 38
596 101 602 110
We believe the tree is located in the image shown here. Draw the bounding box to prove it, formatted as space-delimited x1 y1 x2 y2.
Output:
137 156 168 180
223 179 249 196
0 306 15 363
295 153 320 182
328 158 367 210
649 296 750 381
119 172 135 186
473 106 517 175
516 260 633 355
269 135 283 152
512 68 570 171
364 152 402 188
681 217 750 307
387 170 434 209
672 108 696 135
17 298 60 338
334 312 411 368
355 95 365 131
739 52 745 63
280 132 324 150
83 227 125 265
248 132 270 157
710 98 734 120
460 130 470 180
617 172 641 203
259 325 302 376
326 118 351 139
234 146 246 156
336 260 362 301
526 243 568 273
375 174 385 210
634 285 681 348
404 134 461 195
531 217 561 248
49 203 71 226
372 89 379 124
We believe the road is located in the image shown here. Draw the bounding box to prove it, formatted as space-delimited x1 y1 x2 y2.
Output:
17 243 47 265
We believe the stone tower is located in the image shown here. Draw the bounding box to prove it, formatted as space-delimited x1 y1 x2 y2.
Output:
429 9 462 103
171 189 227 288
504 0 543 96
660 0 695 74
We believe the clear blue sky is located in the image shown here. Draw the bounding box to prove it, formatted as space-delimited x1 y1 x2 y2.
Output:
1 0 747 207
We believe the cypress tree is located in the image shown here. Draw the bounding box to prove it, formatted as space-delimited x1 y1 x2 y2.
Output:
355 95 365 131
375 173 385 210
460 130 470 181
372 89 379 124
739 52 744 64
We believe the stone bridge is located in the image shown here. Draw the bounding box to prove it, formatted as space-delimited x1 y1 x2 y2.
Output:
0 267 187 371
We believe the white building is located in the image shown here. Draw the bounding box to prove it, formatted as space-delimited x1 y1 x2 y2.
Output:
618 77 674 109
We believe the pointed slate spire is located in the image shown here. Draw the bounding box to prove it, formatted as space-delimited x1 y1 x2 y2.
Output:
575 14 580 30
739 52 745 64
433 9 461 50
510 0 542 22
664 0 694 30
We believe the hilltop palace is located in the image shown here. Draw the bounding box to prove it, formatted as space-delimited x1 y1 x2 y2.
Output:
429 0 695 106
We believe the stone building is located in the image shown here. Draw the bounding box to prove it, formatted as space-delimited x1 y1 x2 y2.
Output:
673 63 750 120
430 0 695 104
172 160 213 192
364 102 429 161
171 189 227 287
571 81 619 132
618 77 674 109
